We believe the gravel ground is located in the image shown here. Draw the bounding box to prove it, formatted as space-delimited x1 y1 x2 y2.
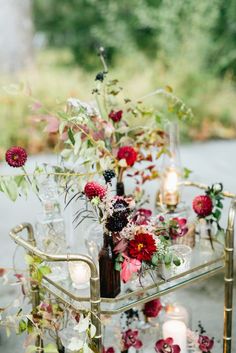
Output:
0 141 236 353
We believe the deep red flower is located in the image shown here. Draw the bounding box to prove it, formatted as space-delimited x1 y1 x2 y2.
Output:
128 233 157 261
198 335 214 352
109 110 123 123
84 181 106 200
169 217 188 239
117 146 137 166
133 208 152 225
143 298 162 318
5 146 27 167
122 329 143 350
193 195 213 217
155 337 180 353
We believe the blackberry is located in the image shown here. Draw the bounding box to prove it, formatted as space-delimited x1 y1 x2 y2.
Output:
103 169 116 183
106 215 128 232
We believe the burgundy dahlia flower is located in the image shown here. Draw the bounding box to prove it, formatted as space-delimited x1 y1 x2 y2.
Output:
192 195 213 217
5 146 27 168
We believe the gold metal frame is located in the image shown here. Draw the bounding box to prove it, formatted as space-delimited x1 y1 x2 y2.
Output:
9 181 235 353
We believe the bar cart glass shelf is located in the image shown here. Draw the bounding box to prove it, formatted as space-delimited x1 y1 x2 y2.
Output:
9 182 235 353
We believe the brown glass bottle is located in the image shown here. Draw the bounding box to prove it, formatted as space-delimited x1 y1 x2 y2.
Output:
116 181 125 196
99 232 121 298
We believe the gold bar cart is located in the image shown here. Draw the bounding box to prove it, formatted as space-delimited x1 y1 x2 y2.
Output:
9 182 235 353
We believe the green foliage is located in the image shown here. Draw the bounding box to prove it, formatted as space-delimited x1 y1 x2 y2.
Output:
33 0 236 77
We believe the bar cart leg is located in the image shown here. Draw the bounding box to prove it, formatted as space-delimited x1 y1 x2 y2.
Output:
223 201 236 353
27 224 44 353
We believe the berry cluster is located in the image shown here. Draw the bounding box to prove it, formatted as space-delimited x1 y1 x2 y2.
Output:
103 169 116 184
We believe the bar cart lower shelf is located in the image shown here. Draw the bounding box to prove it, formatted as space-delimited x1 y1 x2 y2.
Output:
9 182 235 353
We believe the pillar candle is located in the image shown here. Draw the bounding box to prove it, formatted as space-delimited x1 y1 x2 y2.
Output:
162 319 187 353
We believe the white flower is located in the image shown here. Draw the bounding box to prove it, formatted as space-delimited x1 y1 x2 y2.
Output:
74 315 90 333
212 183 222 193
67 336 84 351
67 98 98 116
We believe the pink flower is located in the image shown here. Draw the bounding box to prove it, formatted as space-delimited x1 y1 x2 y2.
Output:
133 208 152 225
169 217 188 240
198 335 214 352
143 299 162 318
155 338 180 353
122 329 143 350
120 254 141 283
114 239 128 254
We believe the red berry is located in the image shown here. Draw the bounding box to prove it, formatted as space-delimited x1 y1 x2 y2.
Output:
84 181 106 200
192 195 213 217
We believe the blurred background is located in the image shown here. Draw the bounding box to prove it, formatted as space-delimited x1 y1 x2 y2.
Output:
1 0 236 154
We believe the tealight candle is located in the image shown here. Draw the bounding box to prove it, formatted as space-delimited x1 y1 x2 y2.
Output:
162 319 187 353
68 261 91 289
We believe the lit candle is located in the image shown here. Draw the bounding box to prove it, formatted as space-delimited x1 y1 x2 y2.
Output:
163 167 180 208
162 319 187 353
68 261 91 289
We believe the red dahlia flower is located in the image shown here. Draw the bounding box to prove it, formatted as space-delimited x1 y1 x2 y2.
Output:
108 110 123 123
122 329 143 350
117 146 137 166
5 146 27 168
128 233 157 261
143 298 162 318
192 195 213 217
84 181 106 200
198 335 214 352
155 337 180 353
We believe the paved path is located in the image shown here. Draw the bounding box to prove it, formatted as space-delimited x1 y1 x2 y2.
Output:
0 141 236 352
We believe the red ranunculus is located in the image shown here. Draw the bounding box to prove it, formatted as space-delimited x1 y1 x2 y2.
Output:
117 146 137 166
128 233 157 261
143 298 162 318
133 208 152 225
192 195 213 217
169 217 188 239
109 110 123 123
155 337 180 353
5 146 27 168
122 329 143 350
198 335 214 352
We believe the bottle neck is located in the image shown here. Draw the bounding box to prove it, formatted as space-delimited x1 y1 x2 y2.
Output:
103 232 113 248
116 181 125 196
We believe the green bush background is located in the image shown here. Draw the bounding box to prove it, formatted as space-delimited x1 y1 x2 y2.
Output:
1 0 236 154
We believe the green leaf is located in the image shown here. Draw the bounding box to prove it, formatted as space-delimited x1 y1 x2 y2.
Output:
18 319 27 333
68 128 75 145
173 256 181 266
114 262 121 271
212 209 221 220
164 253 172 265
44 343 59 353
183 167 192 179
38 265 51 276
24 254 34 265
151 254 159 266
